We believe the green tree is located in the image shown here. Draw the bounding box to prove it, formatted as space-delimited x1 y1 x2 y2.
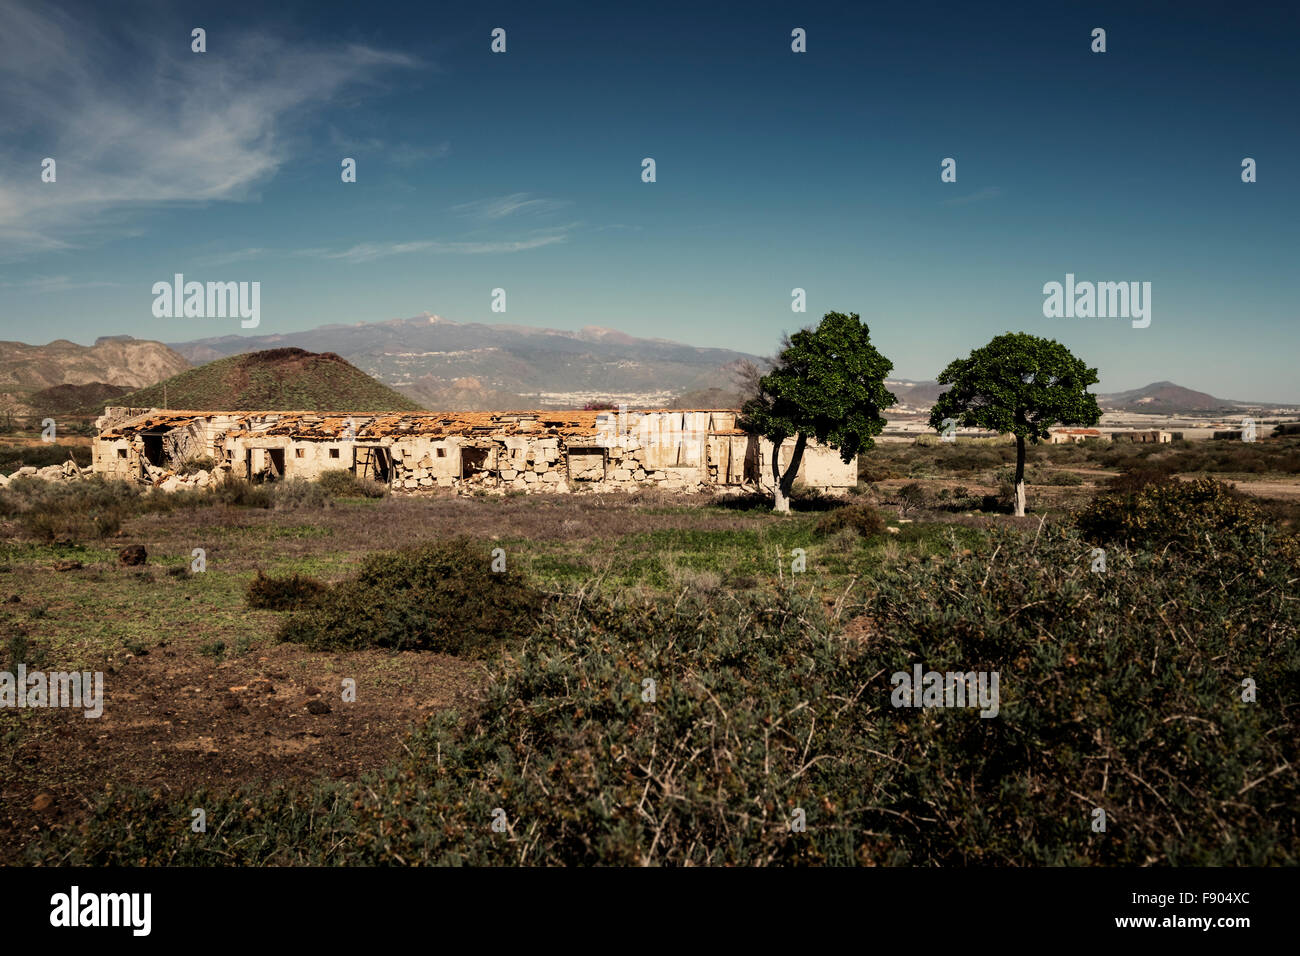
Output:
740 312 896 512
929 332 1100 516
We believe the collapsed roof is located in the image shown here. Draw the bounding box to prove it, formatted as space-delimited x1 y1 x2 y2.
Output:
98 409 748 440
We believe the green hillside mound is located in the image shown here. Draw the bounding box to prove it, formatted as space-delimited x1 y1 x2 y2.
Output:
107 348 424 412
32 382 133 415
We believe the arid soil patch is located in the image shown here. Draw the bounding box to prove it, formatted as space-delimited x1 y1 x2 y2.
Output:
0 637 479 862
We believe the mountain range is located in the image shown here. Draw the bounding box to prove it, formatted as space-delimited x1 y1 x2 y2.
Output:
167 314 762 409
0 336 190 417
0 318 1293 417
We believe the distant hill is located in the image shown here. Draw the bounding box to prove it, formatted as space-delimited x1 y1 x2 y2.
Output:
885 379 946 413
168 314 766 409
400 376 528 412
1098 381 1232 413
107 349 424 412
0 336 190 416
669 386 744 410
31 382 133 416
882 379 1284 418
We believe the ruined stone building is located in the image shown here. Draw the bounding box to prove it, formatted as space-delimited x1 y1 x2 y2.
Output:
92 407 857 496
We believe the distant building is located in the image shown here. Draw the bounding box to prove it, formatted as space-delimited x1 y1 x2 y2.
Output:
1048 428 1108 444
1111 430 1172 444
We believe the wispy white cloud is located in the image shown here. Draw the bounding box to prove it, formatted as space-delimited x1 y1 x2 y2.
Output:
327 128 449 167
0 274 122 291
941 186 1005 207
316 233 570 264
452 193 569 222
0 0 422 256
193 247 272 267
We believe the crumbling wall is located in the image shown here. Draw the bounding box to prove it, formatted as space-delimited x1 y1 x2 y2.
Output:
91 408 855 497
92 437 139 480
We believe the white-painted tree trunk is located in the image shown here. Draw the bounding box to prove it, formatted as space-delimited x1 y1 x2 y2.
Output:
770 434 807 513
1013 434 1027 517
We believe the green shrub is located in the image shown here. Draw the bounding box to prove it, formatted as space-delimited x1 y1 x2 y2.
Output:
4 632 51 672
276 537 542 655
268 479 330 510
1104 457 1178 493
814 502 887 539
995 465 1084 487
22 508 122 542
0 442 91 472
317 469 388 498
11 478 138 541
212 476 272 509
245 570 326 611
864 524 1299 864
858 460 901 482
1075 477 1267 552
896 482 927 516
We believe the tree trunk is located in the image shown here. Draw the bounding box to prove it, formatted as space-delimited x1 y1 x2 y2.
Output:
771 433 808 513
1013 434 1027 517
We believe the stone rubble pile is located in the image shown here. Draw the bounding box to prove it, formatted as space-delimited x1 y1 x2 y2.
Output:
0 460 85 487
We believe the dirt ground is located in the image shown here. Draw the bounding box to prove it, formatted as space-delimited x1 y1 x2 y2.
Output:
0 634 479 863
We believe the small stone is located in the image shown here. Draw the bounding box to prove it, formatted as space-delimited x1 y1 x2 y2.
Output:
306 699 331 715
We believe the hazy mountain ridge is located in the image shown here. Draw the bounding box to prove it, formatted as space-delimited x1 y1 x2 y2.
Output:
2 319 1294 417
168 314 765 407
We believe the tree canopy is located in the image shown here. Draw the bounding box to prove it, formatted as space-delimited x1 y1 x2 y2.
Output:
928 332 1100 441
741 311 897 463
928 332 1100 516
741 311 896 511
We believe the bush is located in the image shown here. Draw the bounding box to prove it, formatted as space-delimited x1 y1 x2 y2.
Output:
858 459 901 482
212 476 272 509
862 524 1299 864
995 465 1084 487
1105 460 1178 493
896 482 927 516
268 479 330 510
276 537 542 655
316 469 388 498
245 570 326 611
11 478 138 542
0 442 92 473
1075 477 1267 552
814 502 887 539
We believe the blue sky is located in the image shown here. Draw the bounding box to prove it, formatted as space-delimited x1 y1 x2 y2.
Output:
1 0 1296 400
